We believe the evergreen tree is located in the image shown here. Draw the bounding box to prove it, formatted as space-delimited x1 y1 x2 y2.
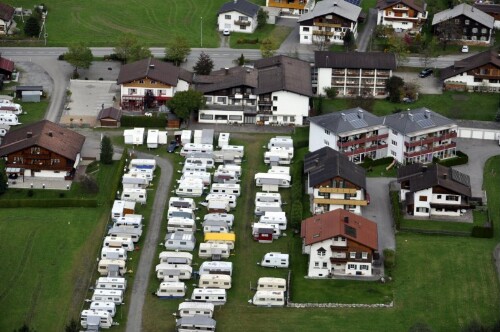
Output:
193 52 214 75
100 135 114 165
24 16 40 37
385 76 405 103
257 9 269 29
343 29 356 51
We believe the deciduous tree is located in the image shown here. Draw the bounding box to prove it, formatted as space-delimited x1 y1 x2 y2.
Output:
165 36 191 66
312 34 330 51
24 16 40 37
100 135 114 165
385 76 404 103
64 43 93 77
167 90 205 123
434 19 462 50
260 38 276 58
193 52 214 75
114 34 152 63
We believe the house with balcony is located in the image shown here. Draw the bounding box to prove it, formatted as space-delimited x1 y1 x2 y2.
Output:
397 163 472 217
0 3 14 34
474 3 500 29
301 208 378 278
217 0 260 34
308 108 389 163
376 0 428 32
117 58 193 111
266 0 315 17
385 108 458 165
314 51 396 97
440 50 500 93
432 3 494 46
304 146 368 215
0 120 85 181
297 0 361 45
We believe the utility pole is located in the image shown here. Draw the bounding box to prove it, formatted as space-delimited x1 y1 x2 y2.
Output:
200 17 203 47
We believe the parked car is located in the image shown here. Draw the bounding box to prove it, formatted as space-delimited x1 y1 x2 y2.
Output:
462 45 469 53
419 68 433 78
223 29 230 36
167 140 179 153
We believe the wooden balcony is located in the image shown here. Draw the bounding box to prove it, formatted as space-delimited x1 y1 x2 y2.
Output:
312 30 333 37
313 198 368 206
258 99 272 106
330 245 348 251
337 133 388 147
234 20 251 26
332 70 345 76
404 142 457 158
314 22 342 28
330 256 348 263
318 187 357 194
268 0 306 10
404 131 457 148
343 144 389 156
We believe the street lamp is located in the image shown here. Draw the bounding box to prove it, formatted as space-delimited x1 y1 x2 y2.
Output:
200 17 203 47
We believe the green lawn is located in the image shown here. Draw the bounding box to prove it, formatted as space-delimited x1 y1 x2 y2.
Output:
19 100 50 125
400 210 488 234
229 25 292 49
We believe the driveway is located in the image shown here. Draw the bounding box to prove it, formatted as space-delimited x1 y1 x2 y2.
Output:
356 8 377 52
394 71 442 95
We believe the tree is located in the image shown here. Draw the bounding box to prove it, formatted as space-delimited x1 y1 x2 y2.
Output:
100 135 114 165
290 201 303 229
323 87 337 99
419 37 437 68
387 34 409 65
80 175 99 194
24 16 40 37
165 36 191 66
260 38 276 58
257 8 269 29
0 160 7 195
65 319 79 332
235 53 246 66
312 34 330 51
64 43 93 77
343 29 356 51
386 76 405 103
167 90 205 122
114 34 152 63
193 52 214 75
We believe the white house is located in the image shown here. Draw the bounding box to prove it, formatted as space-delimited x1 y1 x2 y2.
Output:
217 0 260 34
397 163 472 217
301 208 378 278
376 0 428 32
298 0 361 45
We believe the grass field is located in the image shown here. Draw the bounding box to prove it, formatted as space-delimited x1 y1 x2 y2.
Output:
400 210 488 234
229 25 293 49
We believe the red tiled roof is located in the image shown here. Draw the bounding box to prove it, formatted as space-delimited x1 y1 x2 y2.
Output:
301 209 378 250
0 57 14 73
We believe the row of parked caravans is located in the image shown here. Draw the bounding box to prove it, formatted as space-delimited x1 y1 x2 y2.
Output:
123 128 169 147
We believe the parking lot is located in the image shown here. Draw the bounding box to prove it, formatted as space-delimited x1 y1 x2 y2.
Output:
394 71 442 95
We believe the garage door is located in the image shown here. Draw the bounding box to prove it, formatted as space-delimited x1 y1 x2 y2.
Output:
484 131 495 140
472 130 483 139
459 129 471 138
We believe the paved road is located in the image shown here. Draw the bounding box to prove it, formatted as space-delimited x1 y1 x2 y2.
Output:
356 8 377 52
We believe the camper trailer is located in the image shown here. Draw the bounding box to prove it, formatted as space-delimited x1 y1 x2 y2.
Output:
181 130 192 145
177 302 215 318
218 132 230 148
167 217 196 233
193 129 215 145
101 247 127 260
156 281 187 298
261 252 289 268
176 316 217 332
268 166 290 175
123 127 145 145
213 148 243 164
198 274 232 289
129 159 157 171
90 301 116 317
114 214 143 228
191 288 227 305
111 200 136 222
204 198 230 213
268 136 293 149
259 212 287 230
147 129 159 149
217 164 241 177
204 213 234 228
255 192 282 204
199 261 233 276
159 251 193 265
180 171 211 185
80 310 113 329
91 289 123 305
176 178 205 197
169 197 196 210
204 232 236 250
254 202 283 216
0 99 22 112
127 167 154 181
252 290 285 307
182 163 208 174
202 219 230 234
120 188 147 204
95 277 127 291
210 183 241 197
167 207 195 220
164 232 196 251
255 173 291 190
103 236 134 251
180 144 214 157
198 242 230 260
269 146 294 159
108 226 142 242
205 194 237 208
97 259 126 276
213 169 239 184
252 223 281 239
122 173 150 189
185 157 215 169
257 277 287 291
264 149 292 166
156 264 193 280
0 113 20 125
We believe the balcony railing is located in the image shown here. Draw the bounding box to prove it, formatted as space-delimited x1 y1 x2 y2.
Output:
342 144 389 156
332 70 345 75
337 133 389 147
258 99 272 106
257 109 273 115
313 198 368 206
330 245 348 251
312 30 333 37
404 142 457 158
404 131 457 148
234 20 251 26
318 187 357 194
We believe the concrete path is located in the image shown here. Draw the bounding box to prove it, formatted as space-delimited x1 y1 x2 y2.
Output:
356 8 377 52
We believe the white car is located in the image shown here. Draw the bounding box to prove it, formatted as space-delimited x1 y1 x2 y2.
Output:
461 45 469 53
223 29 230 36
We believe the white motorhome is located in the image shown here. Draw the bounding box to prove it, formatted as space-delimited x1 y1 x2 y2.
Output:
259 212 287 230
91 289 123 305
268 166 290 175
252 223 281 239
202 219 230 233
129 158 157 171
103 236 134 251
167 207 195 220
0 106 22 115
204 199 230 213
114 214 143 228
0 99 22 112
210 183 241 197
252 290 285 307
220 145 244 157
97 259 126 276
254 202 283 216
205 194 237 208
101 247 127 260
213 169 239 184
213 148 243 164
156 281 187 298
261 252 289 268
217 164 241 177
264 149 292 166
156 263 193 280
193 129 214 145
181 130 192 145
123 127 145 145
167 217 196 233
169 197 196 210
164 232 196 251
147 129 159 149
177 302 215 318
95 277 127 291
111 200 136 222
176 178 205 197
268 136 293 149
107 226 142 242
269 146 294 159
127 168 154 180
198 274 232 289
159 251 193 265
180 143 214 157
182 163 208 173
185 157 215 169
0 113 20 125
90 301 116 317
204 213 234 228
176 316 217 332
255 173 291 189
180 171 211 185
122 173 150 189
80 310 113 329
120 188 147 204
191 288 227 305
199 261 233 276
198 242 230 260
255 192 282 204
257 277 287 291
218 132 230 148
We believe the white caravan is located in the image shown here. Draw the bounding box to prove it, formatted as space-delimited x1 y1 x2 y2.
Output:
180 143 214 157
103 236 134 251
107 226 142 242
181 130 192 145
90 301 116 317
257 277 287 291
91 289 123 305
199 261 233 276
210 183 241 197
97 259 126 276
205 199 230 213
182 163 207 173
268 166 290 175
269 146 294 159
159 251 193 265
167 217 196 233
127 168 154 180
122 173 150 189
168 197 196 210
156 263 193 280
268 136 293 149
0 113 19 125
191 288 227 305
120 188 147 204
0 99 22 112
176 316 216 332
129 158 156 171
218 132 230 148
177 302 215 318
259 212 287 230
213 169 239 184
202 219 230 233
101 247 127 260
254 173 291 188
204 213 234 228
252 223 281 239
261 252 289 268
156 281 187 299
264 149 292 166
254 201 283 216
252 290 285 307
164 232 196 251
198 242 230 260
114 214 143 228
185 157 215 169
147 129 159 149
123 127 145 145
217 164 241 177
80 310 113 329
180 171 211 185
198 274 232 289
255 192 282 204
95 277 127 291
205 194 237 208
111 200 136 222
176 177 205 197
167 207 195 220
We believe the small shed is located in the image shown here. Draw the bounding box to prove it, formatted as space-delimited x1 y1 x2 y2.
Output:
97 107 122 127
167 113 180 129
15 86 43 102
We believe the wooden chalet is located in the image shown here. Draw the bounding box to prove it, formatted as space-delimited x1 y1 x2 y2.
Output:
97 107 122 127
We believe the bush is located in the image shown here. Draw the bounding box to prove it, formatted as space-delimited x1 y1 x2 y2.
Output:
471 225 493 238
236 38 259 44
58 54 65 60
436 151 468 167
290 201 303 229
121 115 166 128
59 192 65 198
107 149 128 203
383 249 396 269
103 53 124 62
323 87 337 99
27 189 34 197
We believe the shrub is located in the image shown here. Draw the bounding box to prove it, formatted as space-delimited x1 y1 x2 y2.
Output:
436 151 468 167
290 201 303 229
58 54 65 60
389 190 402 230
59 192 65 198
121 115 166 127
323 87 337 99
383 249 396 269
471 225 493 238
27 189 34 197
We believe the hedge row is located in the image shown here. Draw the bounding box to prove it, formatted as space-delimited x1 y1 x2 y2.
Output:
121 115 166 128
0 199 97 208
389 190 402 231
437 151 469 167
108 149 128 203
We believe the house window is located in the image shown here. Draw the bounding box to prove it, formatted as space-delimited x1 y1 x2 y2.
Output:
239 16 248 21
216 96 228 104
325 129 330 135
360 265 369 270
317 247 326 256
314 261 319 267
465 20 470 25
362 252 368 259
391 150 396 157
303 27 310 32
272 106 277 111
324 139 330 146
151 80 156 84
273 96 278 101
240 25 247 30
391 140 397 146
139 80 144 84
472 28 478 33
128 88 137 95
204 96 213 103
437 195 442 199
350 252 356 259
446 195 459 201
200 113 214 120
225 14 231 19
474 78 483 83
419 196 427 202
392 129 398 135
482 28 487 34
347 264 356 269
454 19 459 24
322 262 328 268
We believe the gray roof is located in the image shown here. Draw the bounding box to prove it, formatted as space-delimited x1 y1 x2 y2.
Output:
202 219 228 227
298 0 361 23
218 0 260 17
176 316 216 328
315 51 397 69
384 108 456 135
195 67 258 93
309 107 383 135
304 146 366 189
432 3 494 28
440 49 500 80
376 0 426 13
474 4 500 15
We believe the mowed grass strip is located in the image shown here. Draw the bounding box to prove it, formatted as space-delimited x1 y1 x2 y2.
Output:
229 25 293 49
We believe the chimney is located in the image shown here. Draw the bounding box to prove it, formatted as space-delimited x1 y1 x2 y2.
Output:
341 112 346 120
443 173 448 179
358 109 364 119
424 110 431 119
27 131 32 138
333 1 338 6
224 67 229 75
149 64 155 69
344 216 349 223
48 131 53 137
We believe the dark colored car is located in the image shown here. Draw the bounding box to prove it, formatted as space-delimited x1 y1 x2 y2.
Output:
167 140 179 153
419 68 433 78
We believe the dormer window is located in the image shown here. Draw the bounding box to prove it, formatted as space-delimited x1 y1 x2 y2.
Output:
317 247 326 257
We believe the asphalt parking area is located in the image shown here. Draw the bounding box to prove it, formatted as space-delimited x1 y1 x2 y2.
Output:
394 71 442 95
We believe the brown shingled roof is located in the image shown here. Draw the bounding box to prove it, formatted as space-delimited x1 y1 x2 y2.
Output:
0 120 85 161
0 3 14 22
440 50 500 80
117 58 193 85
301 209 378 249
97 107 122 121
376 0 426 13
